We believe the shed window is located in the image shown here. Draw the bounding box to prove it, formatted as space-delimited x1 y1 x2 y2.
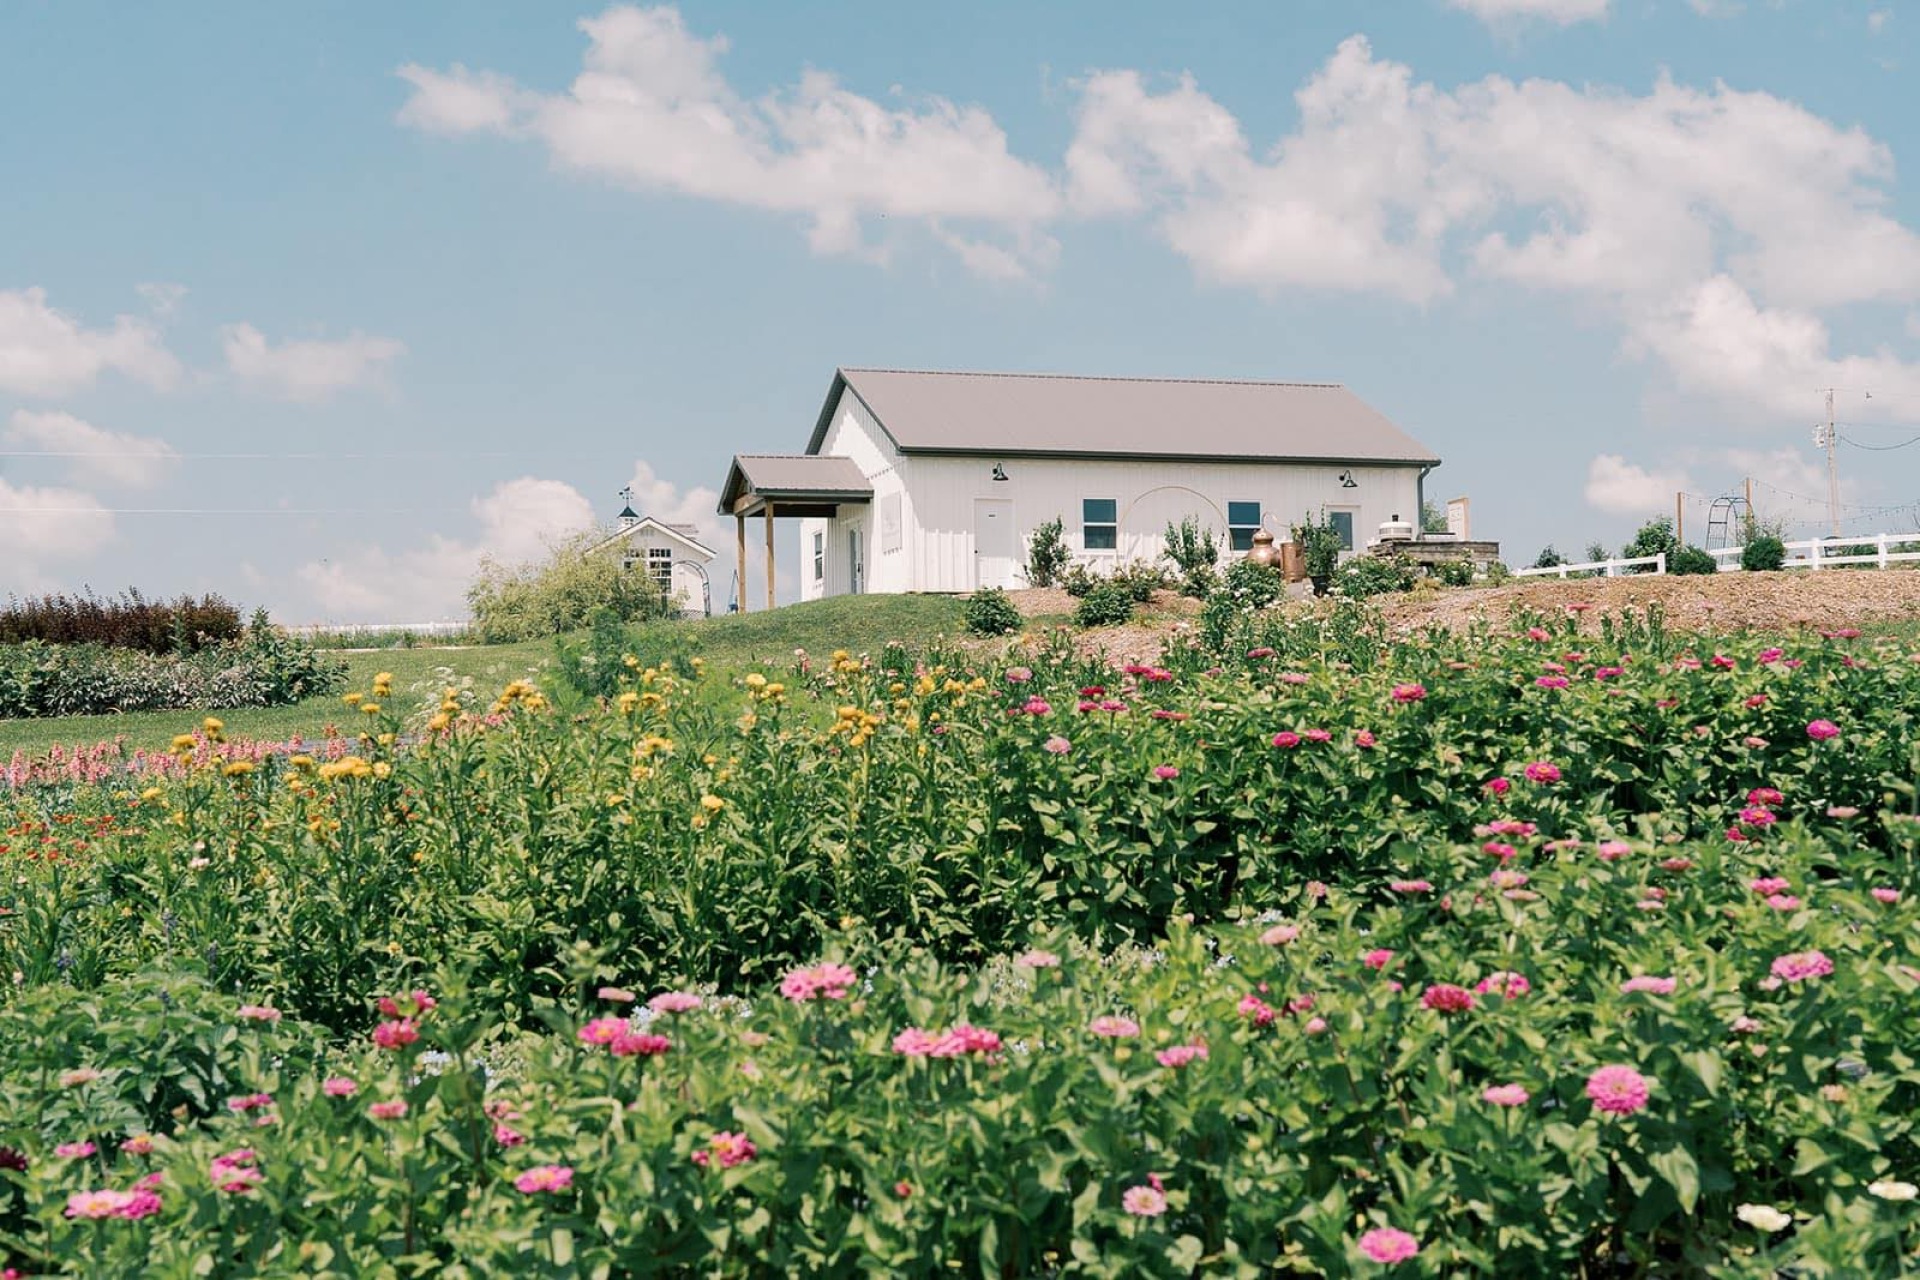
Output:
812 531 825 582
646 547 672 593
1227 501 1262 552
1083 498 1117 551
1327 510 1356 552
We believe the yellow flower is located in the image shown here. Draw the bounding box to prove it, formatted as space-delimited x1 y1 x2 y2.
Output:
616 692 640 714
202 717 225 739
744 673 768 690
427 713 450 733
222 762 255 777
289 754 314 770
700 794 725 813
373 762 392 779
170 734 197 754
360 702 381 715
139 786 164 803
372 672 393 697
343 693 363 708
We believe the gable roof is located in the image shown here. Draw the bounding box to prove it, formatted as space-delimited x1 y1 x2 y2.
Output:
588 515 715 559
718 454 874 515
808 368 1439 467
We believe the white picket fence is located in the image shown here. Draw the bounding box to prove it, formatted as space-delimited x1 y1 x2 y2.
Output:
1513 532 1920 580
281 621 470 640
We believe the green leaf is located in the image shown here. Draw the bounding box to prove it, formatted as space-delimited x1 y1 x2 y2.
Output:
1649 1143 1701 1214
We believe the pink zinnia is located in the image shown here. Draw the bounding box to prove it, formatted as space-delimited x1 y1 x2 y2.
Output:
1042 735 1072 755
1421 984 1476 1014
367 1100 407 1121
1806 719 1840 740
322 1076 358 1097
1016 949 1061 969
1261 924 1301 946
1122 1184 1168 1217
649 991 702 1014
610 1032 672 1058
376 990 436 1018
1238 994 1276 1027
1362 948 1394 971
1620 975 1677 995
237 1004 281 1023
1535 675 1570 689
1596 840 1631 861
1749 787 1784 806
1152 765 1180 780
226 1093 273 1113
54 1141 97 1159
779 962 858 1002
1390 684 1426 703
1770 950 1834 983
578 1017 628 1046
1089 1016 1141 1039
598 986 637 1003
1750 877 1790 895
1484 776 1511 796
1523 761 1561 784
1355 729 1377 748
493 1123 525 1147
1304 727 1332 743
1765 894 1801 911
1872 887 1901 904
1482 1084 1530 1107
692 1131 757 1169
1389 879 1433 894
65 1189 135 1220
1586 1065 1652 1115
1740 806 1777 827
1157 1043 1208 1068
371 1019 418 1050
1358 1227 1421 1264
1271 731 1301 749
514 1164 574 1194
1474 971 1530 999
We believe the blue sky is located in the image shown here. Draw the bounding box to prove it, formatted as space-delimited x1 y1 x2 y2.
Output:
3 0 1917 619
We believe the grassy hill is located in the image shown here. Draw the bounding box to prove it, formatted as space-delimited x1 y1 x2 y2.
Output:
0 594 970 760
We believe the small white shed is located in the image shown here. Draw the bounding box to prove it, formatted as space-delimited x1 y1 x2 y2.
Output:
590 510 716 618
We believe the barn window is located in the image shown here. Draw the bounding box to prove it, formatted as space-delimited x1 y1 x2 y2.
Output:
1082 498 1117 551
1326 510 1356 551
1227 501 1262 552
812 531 825 581
647 547 672 593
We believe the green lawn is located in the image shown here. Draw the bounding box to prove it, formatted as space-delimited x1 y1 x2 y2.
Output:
0 594 972 760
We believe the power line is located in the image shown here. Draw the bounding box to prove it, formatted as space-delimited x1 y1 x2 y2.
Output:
1839 432 1920 452
0 449 635 461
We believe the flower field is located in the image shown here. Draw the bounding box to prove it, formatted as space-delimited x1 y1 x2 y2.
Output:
4 605 1920 1275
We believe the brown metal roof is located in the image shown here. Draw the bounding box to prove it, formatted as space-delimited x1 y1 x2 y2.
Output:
718 454 873 515
808 368 1439 466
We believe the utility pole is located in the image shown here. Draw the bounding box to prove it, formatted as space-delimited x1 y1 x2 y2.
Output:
1817 388 1840 538
1675 491 1684 545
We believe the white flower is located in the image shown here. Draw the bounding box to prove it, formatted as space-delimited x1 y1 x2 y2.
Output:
1869 1180 1919 1202
1735 1204 1792 1232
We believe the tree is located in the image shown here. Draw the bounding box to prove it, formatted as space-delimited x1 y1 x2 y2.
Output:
1421 500 1451 535
1162 517 1222 598
1532 545 1567 570
467 530 672 644
1621 516 1679 561
1026 517 1071 588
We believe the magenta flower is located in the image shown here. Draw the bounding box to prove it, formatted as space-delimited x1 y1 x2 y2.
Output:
1152 765 1180 780
1021 697 1052 716
1421 983 1476 1014
1390 684 1426 703
1749 786 1784 806
1238 994 1276 1027
371 1019 419 1051
1872 887 1901 904
1474 971 1530 999
322 1076 358 1097
1806 719 1841 740
1770 950 1834 983
692 1132 757 1169
610 1032 672 1058
1122 1184 1168 1217
54 1141 97 1159
1389 879 1433 894
1482 1084 1530 1107
1089 1016 1141 1039
514 1164 574 1194
1157 1043 1208 1068
1271 731 1301 749
1620 975 1677 995
1358 1227 1421 1264
1522 760 1562 784
779 962 858 1002
1362 948 1394 970
649 991 702 1014
1484 776 1511 796
1750 876 1790 895
1535 675 1570 689
1586 1065 1652 1115
367 1100 408 1121
226 1093 274 1114
578 1017 628 1047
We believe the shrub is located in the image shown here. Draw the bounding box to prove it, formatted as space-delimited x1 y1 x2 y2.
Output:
1073 581 1135 627
1622 516 1680 562
1435 559 1476 587
1114 560 1167 603
1741 534 1787 571
1334 554 1416 599
1025 517 1071 588
1670 544 1719 575
962 587 1022 636
1198 558 1287 652
468 531 671 644
0 589 242 654
1531 546 1566 570
1484 559 1512 584
1060 563 1099 599
1162 517 1221 598
1289 514 1344 595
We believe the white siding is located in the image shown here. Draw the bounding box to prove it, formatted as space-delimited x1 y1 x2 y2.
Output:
598 525 715 617
810 390 909 596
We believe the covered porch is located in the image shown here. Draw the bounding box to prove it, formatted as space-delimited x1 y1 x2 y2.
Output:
717 454 873 612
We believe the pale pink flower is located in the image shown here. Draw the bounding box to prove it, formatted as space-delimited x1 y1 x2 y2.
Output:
598 986 637 1003
1304 727 1332 743
1303 1016 1328 1035
1089 1016 1141 1039
1770 950 1834 983
1482 1084 1530 1107
1389 879 1433 894
1004 667 1032 683
1362 948 1394 971
1280 671 1310 685
120 1134 154 1155
1872 887 1901 904
322 1076 357 1097
1042 735 1072 755
1152 765 1180 780
1586 1065 1652 1115
367 1100 408 1121
1474 972 1530 999
1358 1227 1421 1264
780 962 858 1002
1596 840 1631 861
237 1005 281 1023
514 1164 574 1193
65 1189 135 1219
1122 1184 1168 1217
494 1123 525 1147
58 1067 102 1088
1765 894 1801 911
1157 1043 1208 1068
1016 949 1061 969
649 991 702 1014
1260 924 1300 946
54 1141 97 1159
1620 975 1677 995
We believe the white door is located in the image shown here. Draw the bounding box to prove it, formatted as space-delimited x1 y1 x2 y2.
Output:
848 527 864 594
974 499 1016 589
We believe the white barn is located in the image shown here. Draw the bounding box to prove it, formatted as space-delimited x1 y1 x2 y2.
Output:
589 510 716 618
718 368 1441 607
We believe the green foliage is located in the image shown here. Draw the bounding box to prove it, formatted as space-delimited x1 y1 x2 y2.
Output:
1670 545 1719 576
1198 558 1287 652
552 606 636 701
1483 560 1512 585
0 621 346 720
1162 517 1221 599
0 589 242 654
1333 553 1416 599
1024 516 1071 589
1073 580 1136 627
1435 559 1476 587
468 531 672 644
1622 516 1681 562
962 587 1022 637
1742 534 1788 571
1290 514 1344 593
1421 499 1451 534
1531 545 1566 570
1583 540 1610 564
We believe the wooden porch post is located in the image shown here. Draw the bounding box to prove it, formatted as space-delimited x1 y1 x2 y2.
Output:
764 505 776 611
736 513 747 614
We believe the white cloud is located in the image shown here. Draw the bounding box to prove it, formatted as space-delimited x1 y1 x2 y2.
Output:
1585 453 1690 515
135 282 188 319
0 476 117 591
4 410 178 490
0 287 181 398
221 323 406 402
623 458 724 550
396 5 1061 278
1869 9 1892 35
1448 0 1610 26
